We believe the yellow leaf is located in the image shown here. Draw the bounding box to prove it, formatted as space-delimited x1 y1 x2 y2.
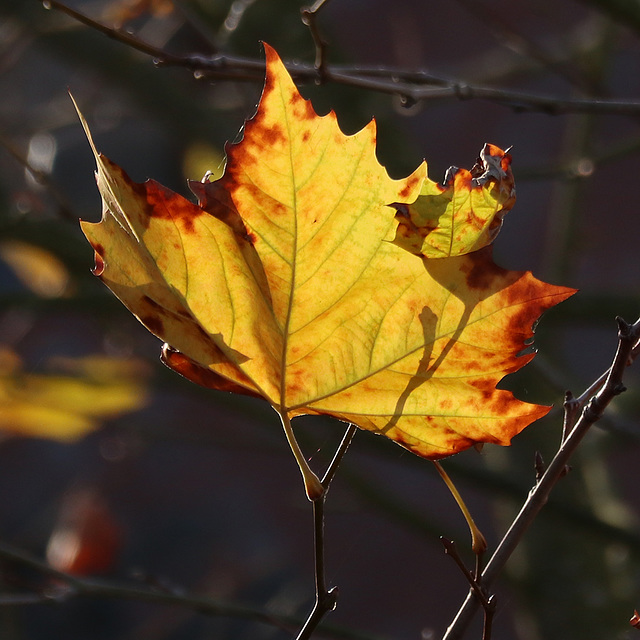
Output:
393 144 516 258
78 44 575 462
0 351 148 442
0 240 71 298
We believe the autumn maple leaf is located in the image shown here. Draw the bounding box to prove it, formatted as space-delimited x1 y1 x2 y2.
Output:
77 44 574 497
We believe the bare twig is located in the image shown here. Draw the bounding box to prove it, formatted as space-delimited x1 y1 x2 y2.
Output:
44 1 640 116
562 390 580 442
441 538 496 640
442 317 640 640
296 424 357 640
322 424 358 488
301 0 334 77
295 497 339 640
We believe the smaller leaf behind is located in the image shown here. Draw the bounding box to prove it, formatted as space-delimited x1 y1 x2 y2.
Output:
393 144 515 258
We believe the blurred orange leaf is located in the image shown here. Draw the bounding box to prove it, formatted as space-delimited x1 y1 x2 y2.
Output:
46 488 123 576
77 44 574 477
103 0 174 25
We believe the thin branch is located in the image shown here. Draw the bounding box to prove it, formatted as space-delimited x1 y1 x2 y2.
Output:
441 538 492 610
44 1 640 116
442 316 640 640
0 538 383 640
295 497 339 640
321 424 358 487
296 424 357 640
301 0 334 77
441 538 495 640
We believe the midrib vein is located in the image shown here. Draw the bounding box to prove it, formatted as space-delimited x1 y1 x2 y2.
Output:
279 88 298 413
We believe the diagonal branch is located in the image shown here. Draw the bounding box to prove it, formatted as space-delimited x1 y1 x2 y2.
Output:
442 316 640 640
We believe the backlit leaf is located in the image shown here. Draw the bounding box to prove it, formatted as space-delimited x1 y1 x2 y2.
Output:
393 144 516 258
78 44 574 461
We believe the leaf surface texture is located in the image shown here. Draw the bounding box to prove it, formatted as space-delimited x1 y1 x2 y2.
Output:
80 45 574 459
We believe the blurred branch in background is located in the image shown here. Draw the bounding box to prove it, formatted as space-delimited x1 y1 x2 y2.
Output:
0 537 386 640
42 0 640 116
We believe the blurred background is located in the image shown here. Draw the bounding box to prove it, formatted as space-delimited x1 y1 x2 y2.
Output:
0 1 639 639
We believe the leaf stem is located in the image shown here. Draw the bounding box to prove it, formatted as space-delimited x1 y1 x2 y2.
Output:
442 316 640 640
322 424 358 487
278 411 324 501
434 460 487 555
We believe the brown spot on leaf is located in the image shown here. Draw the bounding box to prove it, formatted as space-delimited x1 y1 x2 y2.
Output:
195 324 210 342
291 97 316 121
470 378 494 401
140 314 164 336
398 172 422 200
261 124 286 146
459 359 481 374
189 178 254 242
140 180 205 233
141 295 163 311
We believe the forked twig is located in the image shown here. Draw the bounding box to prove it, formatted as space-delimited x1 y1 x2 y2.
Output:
296 424 357 640
301 0 334 77
442 316 640 640
441 538 496 640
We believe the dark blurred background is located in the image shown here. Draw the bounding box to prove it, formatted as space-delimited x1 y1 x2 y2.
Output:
0 1 639 639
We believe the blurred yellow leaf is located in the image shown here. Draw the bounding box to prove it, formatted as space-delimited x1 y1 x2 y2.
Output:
0 240 70 298
0 351 148 442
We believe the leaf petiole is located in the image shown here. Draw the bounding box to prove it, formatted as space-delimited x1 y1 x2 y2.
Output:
278 410 324 501
434 460 487 555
